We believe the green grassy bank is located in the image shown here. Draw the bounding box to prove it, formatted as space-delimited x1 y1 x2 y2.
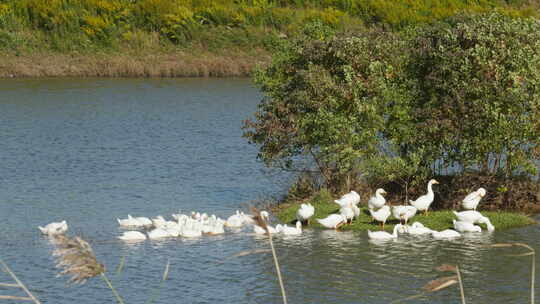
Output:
0 0 538 77
275 190 537 232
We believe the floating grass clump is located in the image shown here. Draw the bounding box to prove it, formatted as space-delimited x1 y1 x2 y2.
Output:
275 190 536 232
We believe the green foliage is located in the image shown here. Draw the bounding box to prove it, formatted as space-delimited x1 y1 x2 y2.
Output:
0 0 537 53
403 13 540 177
244 22 404 190
244 13 540 206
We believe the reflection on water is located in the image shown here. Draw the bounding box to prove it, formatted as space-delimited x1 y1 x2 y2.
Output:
0 78 538 304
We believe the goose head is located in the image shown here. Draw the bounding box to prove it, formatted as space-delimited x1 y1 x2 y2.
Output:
260 211 270 221
376 188 387 195
429 179 439 185
478 188 487 197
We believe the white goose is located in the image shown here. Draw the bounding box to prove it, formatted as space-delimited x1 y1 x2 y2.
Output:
316 214 347 229
148 228 172 239
296 203 315 225
392 205 417 225
340 205 355 224
224 210 244 228
254 224 277 234
453 211 495 232
404 222 433 235
181 221 203 238
38 220 68 235
369 205 391 229
409 179 439 215
253 211 277 234
334 191 360 208
117 215 142 227
368 188 387 210
461 188 487 210
118 231 147 241
367 224 403 240
151 215 167 228
432 229 461 239
453 219 481 233
279 221 302 235
135 216 153 227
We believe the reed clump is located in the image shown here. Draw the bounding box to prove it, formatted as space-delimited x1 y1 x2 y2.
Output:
52 235 106 284
51 234 124 304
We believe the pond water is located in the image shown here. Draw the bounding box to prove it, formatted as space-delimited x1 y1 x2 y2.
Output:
0 78 538 304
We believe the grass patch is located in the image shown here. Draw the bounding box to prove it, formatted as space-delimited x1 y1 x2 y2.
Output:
275 189 537 232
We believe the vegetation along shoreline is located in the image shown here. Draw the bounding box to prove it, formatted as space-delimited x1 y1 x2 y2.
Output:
273 189 537 233
1 1 540 78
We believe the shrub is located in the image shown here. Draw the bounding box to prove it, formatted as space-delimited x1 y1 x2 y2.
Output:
402 13 540 178
244 14 540 207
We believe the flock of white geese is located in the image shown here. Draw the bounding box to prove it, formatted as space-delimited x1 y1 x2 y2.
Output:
37 179 493 242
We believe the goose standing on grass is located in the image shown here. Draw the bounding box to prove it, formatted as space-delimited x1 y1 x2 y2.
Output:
334 191 360 208
38 220 68 235
317 214 347 229
296 203 315 225
369 205 391 229
368 188 387 210
340 205 355 225
461 188 487 210
453 219 482 233
392 205 417 225
118 231 147 241
352 203 361 220
410 179 439 215
368 224 403 240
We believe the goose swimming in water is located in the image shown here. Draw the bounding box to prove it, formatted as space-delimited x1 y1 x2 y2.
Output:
367 224 403 240
432 229 461 239
118 231 147 241
453 219 482 233
316 214 347 229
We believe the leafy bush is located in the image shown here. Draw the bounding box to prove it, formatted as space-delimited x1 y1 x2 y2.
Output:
244 14 540 207
402 13 540 177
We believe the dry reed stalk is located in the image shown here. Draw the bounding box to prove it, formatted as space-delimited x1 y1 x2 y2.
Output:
393 263 465 304
422 275 458 292
0 258 42 304
51 235 125 304
144 259 171 304
251 207 288 304
490 242 535 304
456 265 466 304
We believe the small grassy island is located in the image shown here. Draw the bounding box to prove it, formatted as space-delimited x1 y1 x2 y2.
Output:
275 190 536 232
